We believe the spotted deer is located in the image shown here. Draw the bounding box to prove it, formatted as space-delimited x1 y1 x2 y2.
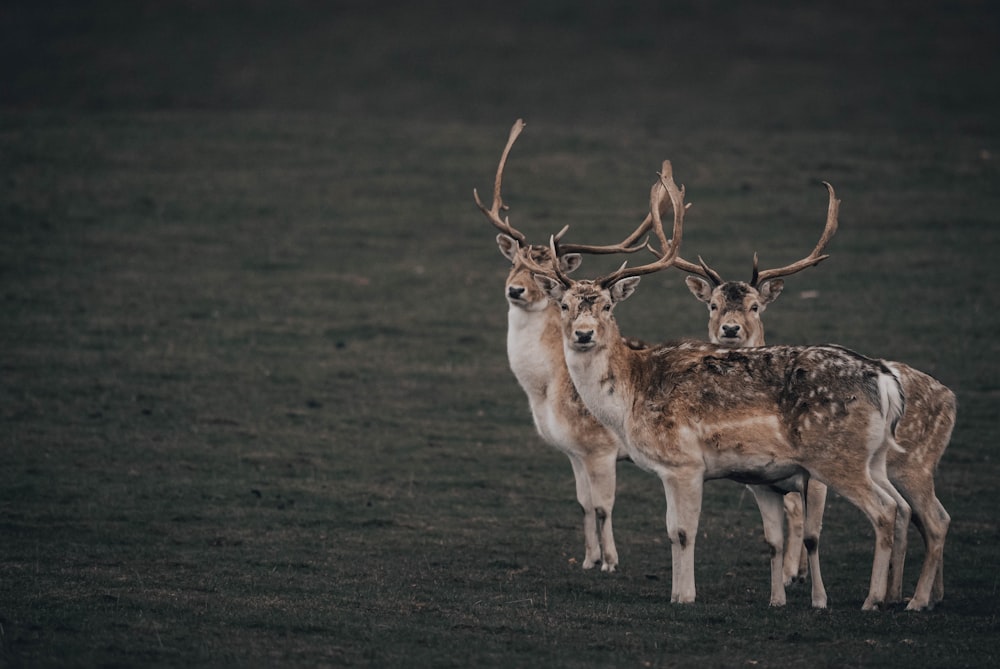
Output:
473 119 656 572
534 165 911 610
674 185 955 610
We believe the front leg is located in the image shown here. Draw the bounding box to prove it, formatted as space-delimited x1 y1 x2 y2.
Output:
661 470 704 604
803 480 829 609
748 485 788 607
584 451 620 573
568 455 602 570
780 492 807 585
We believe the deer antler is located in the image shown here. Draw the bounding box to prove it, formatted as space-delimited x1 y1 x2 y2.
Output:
474 119 528 244
593 160 687 288
751 181 840 287
554 198 661 256
643 180 709 282
475 119 650 259
669 253 724 286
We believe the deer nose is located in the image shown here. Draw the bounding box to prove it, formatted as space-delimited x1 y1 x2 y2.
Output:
722 324 741 338
575 329 594 344
507 286 525 299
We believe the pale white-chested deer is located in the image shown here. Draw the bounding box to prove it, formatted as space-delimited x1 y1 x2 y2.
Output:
534 166 911 610
474 119 657 572
675 187 955 610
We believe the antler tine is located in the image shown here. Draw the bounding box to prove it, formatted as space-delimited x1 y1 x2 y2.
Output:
557 160 689 256
751 181 840 287
474 119 528 245
555 215 654 256
547 234 576 288
658 239 724 286
697 256 725 285
672 255 710 277
597 160 687 288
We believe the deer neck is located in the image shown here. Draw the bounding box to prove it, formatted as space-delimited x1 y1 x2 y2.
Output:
506 302 563 401
561 327 633 438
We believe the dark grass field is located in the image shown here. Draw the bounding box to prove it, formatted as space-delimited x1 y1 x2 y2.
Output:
2 1 999 667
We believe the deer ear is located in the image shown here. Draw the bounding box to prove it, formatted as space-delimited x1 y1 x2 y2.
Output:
610 276 641 303
533 273 565 301
757 278 785 306
559 253 583 275
496 234 519 262
685 276 713 303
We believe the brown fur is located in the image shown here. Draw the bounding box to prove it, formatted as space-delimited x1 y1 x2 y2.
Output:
538 275 906 609
689 275 955 611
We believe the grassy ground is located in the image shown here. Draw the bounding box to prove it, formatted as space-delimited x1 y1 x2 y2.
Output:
1 2 999 667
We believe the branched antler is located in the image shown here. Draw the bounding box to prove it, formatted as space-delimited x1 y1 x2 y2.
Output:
474 119 527 244
550 160 686 288
476 119 652 259
672 254 724 286
554 199 660 255
751 182 839 287
670 181 840 287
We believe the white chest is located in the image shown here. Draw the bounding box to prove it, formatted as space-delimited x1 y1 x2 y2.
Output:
506 306 557 397
563 346 629 437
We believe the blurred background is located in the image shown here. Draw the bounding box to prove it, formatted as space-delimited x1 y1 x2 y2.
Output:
2 1 998 666
4 0 998 132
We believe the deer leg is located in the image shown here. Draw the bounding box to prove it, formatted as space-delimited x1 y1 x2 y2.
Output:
871 454 911 605
803 479 829 609
748 485 788 606
780 492 806 586
899 479 950 611
568 455 602 570
661 470 703 604
835 475 898 611
585 451 620 573
929 495 950 606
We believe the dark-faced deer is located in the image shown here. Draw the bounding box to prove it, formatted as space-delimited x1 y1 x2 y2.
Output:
534 166 911 610
674 185 955 610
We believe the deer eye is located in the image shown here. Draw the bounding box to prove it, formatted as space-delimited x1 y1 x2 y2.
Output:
750 303 759 312
603 304 612 312
710 303 718 311
560 302 569 311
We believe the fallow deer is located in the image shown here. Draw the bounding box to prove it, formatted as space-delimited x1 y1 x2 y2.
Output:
534 165 911 610
474 119 657 572
474 122 804 605
675 186 955 610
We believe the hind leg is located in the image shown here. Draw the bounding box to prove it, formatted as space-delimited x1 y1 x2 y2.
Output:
900 480 950 611
871 453 911 604
823 472 898 611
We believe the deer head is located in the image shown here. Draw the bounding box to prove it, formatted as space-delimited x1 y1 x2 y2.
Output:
535 161 687 352
475 119 654 313
675 182 839 347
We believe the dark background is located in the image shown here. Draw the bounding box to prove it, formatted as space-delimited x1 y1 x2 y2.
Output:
2 1 999 666
4 1 999 132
